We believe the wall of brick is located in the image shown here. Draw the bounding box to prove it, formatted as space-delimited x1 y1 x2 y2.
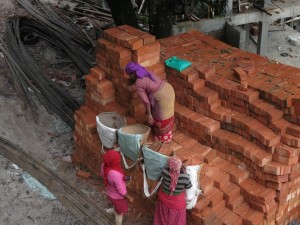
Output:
72 25 300 225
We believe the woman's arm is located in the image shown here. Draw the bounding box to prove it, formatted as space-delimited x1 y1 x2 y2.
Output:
136 80 155 125
185 175 192 189
111 172 127 196
100 163 104 178
124 193 134 203
146 104 154 125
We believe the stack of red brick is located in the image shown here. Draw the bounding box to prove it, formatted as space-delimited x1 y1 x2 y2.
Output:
72 26 300 225
97 25 165 120
159 30 300 224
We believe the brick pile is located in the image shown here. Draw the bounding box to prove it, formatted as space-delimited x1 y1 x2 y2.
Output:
72 26 300 225
96 25 165 120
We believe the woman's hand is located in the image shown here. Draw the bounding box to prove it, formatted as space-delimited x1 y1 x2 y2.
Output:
125 194 134 203
128 196 134 203
146 105 155 125
147 114 155 125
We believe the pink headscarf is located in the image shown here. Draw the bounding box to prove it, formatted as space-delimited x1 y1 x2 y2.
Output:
168 156 182 195
125 62 156 81
102 150 124 187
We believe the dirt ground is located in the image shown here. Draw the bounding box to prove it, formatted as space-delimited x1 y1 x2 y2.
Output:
0 0 300 225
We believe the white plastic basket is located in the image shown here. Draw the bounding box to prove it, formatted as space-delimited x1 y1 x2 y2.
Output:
96 112 126 149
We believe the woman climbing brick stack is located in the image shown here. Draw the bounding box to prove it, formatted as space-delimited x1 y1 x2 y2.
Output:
125 62 175 143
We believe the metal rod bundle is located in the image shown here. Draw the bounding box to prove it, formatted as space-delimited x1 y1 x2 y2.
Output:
1 17 82 128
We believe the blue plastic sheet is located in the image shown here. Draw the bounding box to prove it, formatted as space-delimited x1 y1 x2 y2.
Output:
165 56 192 72
22 173 56 200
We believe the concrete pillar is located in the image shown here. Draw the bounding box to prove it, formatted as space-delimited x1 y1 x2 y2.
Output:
257 14 269 56
225 22 246 50
244 24 250 51
227 0 233 16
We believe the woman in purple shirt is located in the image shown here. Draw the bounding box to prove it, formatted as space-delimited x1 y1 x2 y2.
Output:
125 62 175 143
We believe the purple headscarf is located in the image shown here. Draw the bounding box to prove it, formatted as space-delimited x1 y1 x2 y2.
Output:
125 62 156 81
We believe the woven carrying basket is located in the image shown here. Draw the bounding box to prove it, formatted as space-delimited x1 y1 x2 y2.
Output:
97 112 126 129
96 112 126 148
121 124 150 145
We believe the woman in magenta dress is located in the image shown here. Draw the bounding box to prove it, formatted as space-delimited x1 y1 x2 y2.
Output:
125 62 175 143
153 156 192 225
101 150 134 225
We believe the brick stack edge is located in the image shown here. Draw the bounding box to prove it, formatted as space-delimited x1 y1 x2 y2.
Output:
72 25 300 225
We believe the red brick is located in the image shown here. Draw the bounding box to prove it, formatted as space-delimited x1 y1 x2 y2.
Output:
249 201 267 213
126 36 143 50
140 57 160 67
215 207 230 220
96 80 113 93
188 78 205 90
288 169 300 180
275 144 299 158
180 68 199 81
234 202 251 217
197 65 215 79
76 170 91 179
209 218 223 225
201 175 215 194
189 211 203 225
194 196 210 213
263 162 282 175
220 210 243 225
286 124 300 137
204 149 217 164
233 67 248 81
99 96 115 106
213 171 230 189
99 89 115 99
224 184 240 202
208 189 224 207
273 153 299 166
227 194 244 210
211 199 226 212
102 27 122 42
281 133 300 147
243 210 264 225
200 208 217 225
118 24 156 45
194 87 219 103
237 60 255 76
85 74 98 89
90 66 105 81
228 167 249 184
240 179 275 205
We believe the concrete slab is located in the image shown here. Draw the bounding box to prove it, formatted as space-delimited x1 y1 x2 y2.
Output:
248 24 300 68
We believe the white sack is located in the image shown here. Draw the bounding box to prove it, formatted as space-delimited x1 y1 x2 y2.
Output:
186 164 203 210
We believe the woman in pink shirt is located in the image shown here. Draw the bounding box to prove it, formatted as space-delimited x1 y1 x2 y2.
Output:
125 62 175 143
102 150 133 225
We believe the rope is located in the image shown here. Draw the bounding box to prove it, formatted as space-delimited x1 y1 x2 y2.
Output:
141 164 163 198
